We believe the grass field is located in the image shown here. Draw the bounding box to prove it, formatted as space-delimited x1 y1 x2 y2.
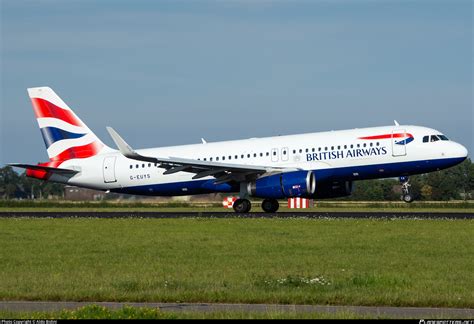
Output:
0 217 473 309
0 200 473 213
0 305 380 320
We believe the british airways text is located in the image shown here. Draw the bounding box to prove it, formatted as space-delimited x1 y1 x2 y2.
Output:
307 146 388 161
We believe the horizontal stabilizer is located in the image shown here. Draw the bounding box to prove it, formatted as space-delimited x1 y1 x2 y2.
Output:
8 163 79 175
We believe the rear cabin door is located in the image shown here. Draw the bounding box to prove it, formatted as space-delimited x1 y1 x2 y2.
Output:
103 156 117 183
392 129 407 157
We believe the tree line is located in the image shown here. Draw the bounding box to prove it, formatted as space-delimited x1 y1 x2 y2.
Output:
0 158 473 201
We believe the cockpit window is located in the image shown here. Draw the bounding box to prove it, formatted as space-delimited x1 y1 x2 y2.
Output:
423 134 448 143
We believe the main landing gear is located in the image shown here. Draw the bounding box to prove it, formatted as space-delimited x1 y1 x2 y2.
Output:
261 198 279 213
233 183 280 213
233 198 252 213
232 198 280 213
400 176 414 203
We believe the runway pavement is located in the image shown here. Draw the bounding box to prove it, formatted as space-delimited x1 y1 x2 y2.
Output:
0 301 473 318
0 211 472 219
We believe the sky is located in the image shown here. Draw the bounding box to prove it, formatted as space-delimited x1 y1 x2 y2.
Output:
1 0 472 166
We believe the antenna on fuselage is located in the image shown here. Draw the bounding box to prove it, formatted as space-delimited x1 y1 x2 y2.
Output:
394 120 400 126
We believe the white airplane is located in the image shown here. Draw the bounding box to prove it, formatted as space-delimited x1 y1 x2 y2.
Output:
9 87 468 213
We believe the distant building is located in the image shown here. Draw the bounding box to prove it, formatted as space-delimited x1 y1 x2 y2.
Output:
64 186 106 201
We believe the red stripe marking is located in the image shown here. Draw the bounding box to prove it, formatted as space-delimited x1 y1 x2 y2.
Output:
26 141 103 180
31 98 83 127
50 141 103 161
26 161 63 180
358 133 413 140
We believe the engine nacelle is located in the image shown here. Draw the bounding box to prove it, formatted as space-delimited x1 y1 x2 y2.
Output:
314 181 353 199
247 170 316 199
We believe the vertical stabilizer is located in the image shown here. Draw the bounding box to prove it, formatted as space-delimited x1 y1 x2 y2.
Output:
27 87 113 162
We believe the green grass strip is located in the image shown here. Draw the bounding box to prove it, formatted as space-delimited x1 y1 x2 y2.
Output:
0 218 472 308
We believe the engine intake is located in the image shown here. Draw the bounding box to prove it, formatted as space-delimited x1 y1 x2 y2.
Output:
247 170 316 199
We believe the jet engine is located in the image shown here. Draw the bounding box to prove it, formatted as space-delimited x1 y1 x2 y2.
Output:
247 170 316 199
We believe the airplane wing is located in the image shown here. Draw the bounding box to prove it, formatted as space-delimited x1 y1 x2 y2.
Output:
106 127 293 184
8 163 79 175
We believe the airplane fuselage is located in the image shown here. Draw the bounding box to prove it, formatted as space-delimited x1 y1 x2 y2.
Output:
54 124 467 197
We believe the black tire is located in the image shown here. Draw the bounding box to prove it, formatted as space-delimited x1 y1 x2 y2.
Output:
261 199 279 213
233 199 252 213
403 194 414 203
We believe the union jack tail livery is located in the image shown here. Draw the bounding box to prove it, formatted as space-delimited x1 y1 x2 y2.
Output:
28 87 111 162
16 87 114 180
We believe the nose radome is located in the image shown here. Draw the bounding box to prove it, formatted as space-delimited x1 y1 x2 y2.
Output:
455 142 468 159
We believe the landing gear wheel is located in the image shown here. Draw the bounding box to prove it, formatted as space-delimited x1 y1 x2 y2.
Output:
233 198 252 213
261 199 279 213
399 176 415 203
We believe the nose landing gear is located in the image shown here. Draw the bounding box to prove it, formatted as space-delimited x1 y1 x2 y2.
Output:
399 176 414 203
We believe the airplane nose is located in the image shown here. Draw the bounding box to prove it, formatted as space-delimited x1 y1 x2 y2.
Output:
455 143 468 159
